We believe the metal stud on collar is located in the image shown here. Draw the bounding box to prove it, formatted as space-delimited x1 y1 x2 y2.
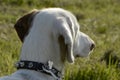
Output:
19 62 25 67
28 62 33 68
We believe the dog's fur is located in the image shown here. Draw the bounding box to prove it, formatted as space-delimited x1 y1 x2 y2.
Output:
0 8 95 80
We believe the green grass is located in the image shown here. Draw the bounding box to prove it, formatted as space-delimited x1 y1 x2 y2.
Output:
0 0 120 80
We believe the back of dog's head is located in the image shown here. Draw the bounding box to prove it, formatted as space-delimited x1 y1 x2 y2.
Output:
14 9 39 42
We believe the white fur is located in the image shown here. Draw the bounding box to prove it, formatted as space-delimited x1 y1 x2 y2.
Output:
0 8 94 80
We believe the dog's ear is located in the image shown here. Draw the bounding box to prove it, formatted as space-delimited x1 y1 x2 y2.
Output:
58 35 67 63
54 17 74 63
14 9 39 42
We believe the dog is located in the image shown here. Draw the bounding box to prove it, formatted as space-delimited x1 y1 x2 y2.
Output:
0 8 95 80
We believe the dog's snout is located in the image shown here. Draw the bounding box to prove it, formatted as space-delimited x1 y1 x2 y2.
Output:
90 43 95 51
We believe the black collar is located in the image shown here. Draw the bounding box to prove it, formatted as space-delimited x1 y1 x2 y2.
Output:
15 60 62 80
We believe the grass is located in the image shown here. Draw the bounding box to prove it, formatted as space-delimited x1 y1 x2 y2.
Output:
0 0 120 80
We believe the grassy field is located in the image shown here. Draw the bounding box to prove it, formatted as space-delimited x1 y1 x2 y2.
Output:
0 0 120 80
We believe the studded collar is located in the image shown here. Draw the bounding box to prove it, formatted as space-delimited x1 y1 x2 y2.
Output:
15 60 62 80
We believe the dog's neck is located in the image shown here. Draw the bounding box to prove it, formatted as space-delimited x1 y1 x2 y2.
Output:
20 33 65 73
20 44 65 79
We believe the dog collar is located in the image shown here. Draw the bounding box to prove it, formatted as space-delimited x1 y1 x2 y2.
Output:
15 60 62 80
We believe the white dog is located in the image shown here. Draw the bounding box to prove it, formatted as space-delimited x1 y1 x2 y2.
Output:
0 8 95 80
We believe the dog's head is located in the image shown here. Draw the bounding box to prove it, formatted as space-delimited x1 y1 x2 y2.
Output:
14 8 95 63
